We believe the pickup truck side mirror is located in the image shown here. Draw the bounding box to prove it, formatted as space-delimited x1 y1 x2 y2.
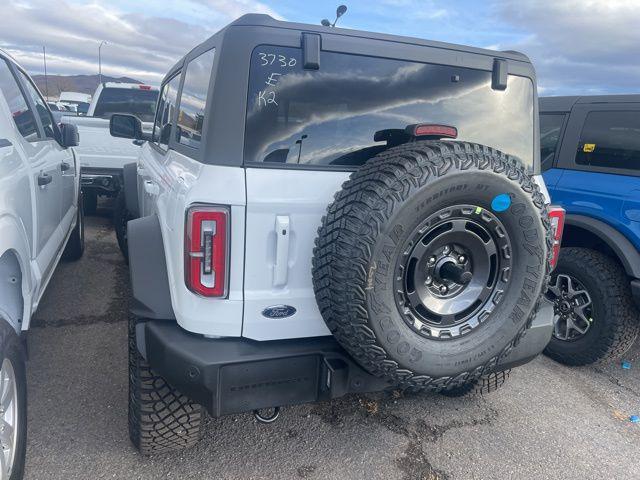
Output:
59 123 79 148
110 114 145 140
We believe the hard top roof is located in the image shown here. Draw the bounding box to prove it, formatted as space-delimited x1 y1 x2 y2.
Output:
163 13 531 83
540 94 640 113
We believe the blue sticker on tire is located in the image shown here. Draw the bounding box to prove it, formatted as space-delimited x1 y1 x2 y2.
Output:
491 194 511 212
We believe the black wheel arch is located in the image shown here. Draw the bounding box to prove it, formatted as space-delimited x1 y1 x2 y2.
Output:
562 214 640 279
127 214 175 320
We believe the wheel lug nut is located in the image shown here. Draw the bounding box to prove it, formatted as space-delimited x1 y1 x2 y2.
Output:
443 246 451 255
439 285 448 294
458 255 466 264
425 276 432 286
428 256 436 266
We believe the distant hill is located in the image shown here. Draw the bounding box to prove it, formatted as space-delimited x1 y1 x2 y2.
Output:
32 74 142 100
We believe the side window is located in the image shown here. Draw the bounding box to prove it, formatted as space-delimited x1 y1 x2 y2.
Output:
18 71 56 140
540 113 565 172
176 48 215 149
575 111 640 171
0 59 39 141
153 74 181 149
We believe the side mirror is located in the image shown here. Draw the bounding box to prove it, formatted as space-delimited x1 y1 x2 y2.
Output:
110 114 143 140
59 123 79 148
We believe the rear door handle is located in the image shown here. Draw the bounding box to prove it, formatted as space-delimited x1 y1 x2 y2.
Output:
61 161 70 172
273 216 290 286
38 172 53 187
144 180 159 196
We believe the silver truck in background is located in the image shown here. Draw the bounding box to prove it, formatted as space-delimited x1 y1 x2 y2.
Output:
62 82 158 214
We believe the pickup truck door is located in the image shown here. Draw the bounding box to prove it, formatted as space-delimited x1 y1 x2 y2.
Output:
14 69 67 286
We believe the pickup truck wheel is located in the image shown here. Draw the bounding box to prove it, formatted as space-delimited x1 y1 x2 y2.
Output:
440 370 510 397
312 141 551 391
83 190 97 216
0 320 27 480
544 247 640 366
128 316 203 454
62 192 85 261
114 191 131 263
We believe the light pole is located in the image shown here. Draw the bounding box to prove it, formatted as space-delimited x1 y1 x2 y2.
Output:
42 46 49 100
98 41 108 84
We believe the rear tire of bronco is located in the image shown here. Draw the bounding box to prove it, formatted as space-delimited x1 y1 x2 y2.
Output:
114 191 131 263
312 141 551 391
544 247 640 366
128 316 203 454
62 192 85 261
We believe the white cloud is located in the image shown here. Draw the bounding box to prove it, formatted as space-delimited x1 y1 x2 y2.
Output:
0 0 280 83
496 0 640 95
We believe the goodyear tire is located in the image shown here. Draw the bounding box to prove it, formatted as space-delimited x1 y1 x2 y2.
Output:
312 141 551 391
128 316 203 454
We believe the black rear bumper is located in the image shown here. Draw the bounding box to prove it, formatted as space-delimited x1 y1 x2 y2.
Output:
138 300 553 417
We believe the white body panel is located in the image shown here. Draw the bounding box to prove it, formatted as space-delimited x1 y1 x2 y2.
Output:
243 168 351 340
0 58 79 332
138 143 246 336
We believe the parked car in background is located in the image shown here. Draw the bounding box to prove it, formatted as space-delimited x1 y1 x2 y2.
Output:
58 91 91 116
0 49 83 480
541 94 640 365
62 82 158 216
111 14 563 454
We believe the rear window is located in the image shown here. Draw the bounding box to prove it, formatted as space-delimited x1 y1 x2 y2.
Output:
540 113 565 171
575 111 640 171
93 87 158 122
245 46 535 170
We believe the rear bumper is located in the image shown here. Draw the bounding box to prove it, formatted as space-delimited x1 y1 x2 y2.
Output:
80 167 123 195
138 300 554 416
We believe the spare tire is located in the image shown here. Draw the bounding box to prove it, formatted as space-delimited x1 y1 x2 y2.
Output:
312 141 551 391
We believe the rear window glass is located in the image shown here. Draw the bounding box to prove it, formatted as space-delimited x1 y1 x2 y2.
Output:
177 48 215 149
575 111 640 171
245 46 534 170
93 88 158 122
540 113 565 171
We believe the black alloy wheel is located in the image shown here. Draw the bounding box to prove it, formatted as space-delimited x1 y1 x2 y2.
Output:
395 205 512 340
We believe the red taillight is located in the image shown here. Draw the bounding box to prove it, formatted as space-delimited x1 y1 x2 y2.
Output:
411 124 458 139
139 85 152 90
185 205 229 297
548 206 565 269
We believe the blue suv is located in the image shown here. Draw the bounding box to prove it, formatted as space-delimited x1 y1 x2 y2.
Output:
541 94 640 365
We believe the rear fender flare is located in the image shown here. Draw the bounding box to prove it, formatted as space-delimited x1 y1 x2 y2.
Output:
565 214 640 278
127 214 174 319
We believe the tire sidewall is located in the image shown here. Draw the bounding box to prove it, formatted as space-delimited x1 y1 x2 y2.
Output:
366 170 548 377
0 322 27 480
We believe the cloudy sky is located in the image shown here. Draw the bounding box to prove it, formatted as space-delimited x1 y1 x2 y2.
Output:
1 0 638 96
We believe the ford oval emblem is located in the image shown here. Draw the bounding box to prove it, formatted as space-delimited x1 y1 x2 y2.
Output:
262 305 297 319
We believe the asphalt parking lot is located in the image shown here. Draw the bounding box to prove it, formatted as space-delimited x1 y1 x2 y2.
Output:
24 211 640 480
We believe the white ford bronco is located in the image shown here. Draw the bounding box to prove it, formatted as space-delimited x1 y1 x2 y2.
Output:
110 14 565 454
0 49 84 479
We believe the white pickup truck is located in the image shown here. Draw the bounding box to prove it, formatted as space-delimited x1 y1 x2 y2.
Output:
0 49 83 479
62 82 158 214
